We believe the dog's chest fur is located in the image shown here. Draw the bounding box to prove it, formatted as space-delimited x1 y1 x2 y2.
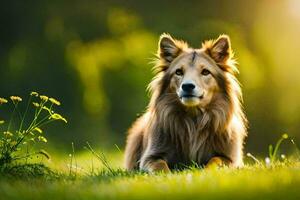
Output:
163 110 218 166
188 128 212 163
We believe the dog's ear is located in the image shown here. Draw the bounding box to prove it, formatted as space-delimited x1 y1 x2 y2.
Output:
158 33 184 63
204 35 232 64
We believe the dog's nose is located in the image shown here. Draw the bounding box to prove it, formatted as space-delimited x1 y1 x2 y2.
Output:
181 83 195 92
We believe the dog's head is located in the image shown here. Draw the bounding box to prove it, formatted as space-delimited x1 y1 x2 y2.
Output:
156 33 236 109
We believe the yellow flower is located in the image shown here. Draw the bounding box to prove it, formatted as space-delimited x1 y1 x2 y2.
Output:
49 113 68 123
40 95 49 102
34 127 43 133
0 97 8 104
38 136 47 143
3 131 13 137
282 133 288 139
10 96 22 102
49 97 61 106
32 102 40 107
30 91 39 97
42 106 51 113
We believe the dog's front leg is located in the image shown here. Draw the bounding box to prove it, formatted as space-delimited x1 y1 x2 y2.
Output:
139 129 171 172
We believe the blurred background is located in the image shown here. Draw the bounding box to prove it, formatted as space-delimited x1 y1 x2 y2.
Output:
1 0 300 156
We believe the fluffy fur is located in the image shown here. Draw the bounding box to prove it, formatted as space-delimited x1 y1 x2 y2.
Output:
124 33 247 172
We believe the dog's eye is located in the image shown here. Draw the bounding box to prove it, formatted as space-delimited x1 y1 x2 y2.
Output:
201 69 211 76
175 69 184 76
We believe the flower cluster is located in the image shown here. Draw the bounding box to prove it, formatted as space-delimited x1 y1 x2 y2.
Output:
10 96 22 103
0 92 67 166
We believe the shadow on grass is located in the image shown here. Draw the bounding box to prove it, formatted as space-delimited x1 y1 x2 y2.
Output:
0 163 60 180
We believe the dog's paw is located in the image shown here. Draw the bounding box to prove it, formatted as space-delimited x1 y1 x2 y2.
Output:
206 156 231 169
148 159 170 173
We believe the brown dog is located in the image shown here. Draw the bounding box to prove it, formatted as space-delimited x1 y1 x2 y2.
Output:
124 34 247 172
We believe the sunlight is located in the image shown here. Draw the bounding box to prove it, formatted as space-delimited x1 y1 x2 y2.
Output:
287 0 300 20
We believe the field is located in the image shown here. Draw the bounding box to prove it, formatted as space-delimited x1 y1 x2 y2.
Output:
1 150 300 200
2 1 300 200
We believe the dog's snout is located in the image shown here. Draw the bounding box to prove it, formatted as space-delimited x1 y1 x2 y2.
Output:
181 83 195 92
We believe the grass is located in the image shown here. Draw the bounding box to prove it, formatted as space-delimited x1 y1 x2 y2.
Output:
2 94 300 199
0 150 300 200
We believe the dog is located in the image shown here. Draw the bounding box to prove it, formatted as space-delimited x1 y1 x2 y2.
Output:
124 33 247 172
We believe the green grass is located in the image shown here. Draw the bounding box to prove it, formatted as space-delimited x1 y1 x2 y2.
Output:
2 94 299 199
1 151 300 200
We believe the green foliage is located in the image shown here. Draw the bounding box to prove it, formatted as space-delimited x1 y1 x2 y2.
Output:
0 132 299 199
0 158 300 200
0 92 67 166
246 133 299 167
268 133 289 164
85 142 115 175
